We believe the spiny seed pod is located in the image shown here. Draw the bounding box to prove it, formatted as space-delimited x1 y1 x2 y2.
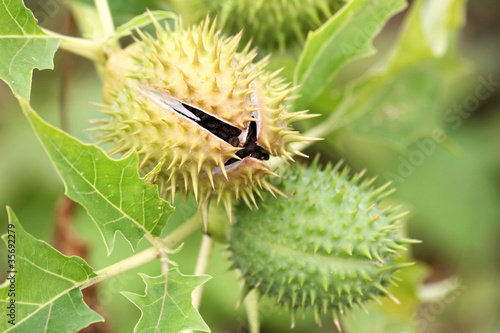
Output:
93 17 316 222
174 0 345 51
228 159 418 327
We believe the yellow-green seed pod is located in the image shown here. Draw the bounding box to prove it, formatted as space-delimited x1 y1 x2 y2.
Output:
229 159 419 327
171 0 346 51
94 17 317 221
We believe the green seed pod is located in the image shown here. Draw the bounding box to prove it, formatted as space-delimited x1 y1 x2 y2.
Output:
228 159 417 326
171 0 345 51
93 17 317 221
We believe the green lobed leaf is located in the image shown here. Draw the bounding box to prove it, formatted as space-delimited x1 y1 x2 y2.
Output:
24 104 174 254
122 268 211 333
334 0 469 145
0 0 60 101
293 0 406 111
0 207 103 332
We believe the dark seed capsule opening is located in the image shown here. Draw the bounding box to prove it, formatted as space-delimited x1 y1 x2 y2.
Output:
168 97 269 166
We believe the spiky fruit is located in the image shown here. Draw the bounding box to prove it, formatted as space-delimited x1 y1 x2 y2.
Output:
172 0 345 51
228 160 418 326
94 18 316 219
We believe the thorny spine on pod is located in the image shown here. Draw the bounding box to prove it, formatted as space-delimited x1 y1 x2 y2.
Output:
228 158 420 329
172 0 346 51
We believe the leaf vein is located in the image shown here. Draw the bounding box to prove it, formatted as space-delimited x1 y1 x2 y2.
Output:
43 134 151 235
7 38 28 77
43 302 52 332
4 2 24 35
22 256 77 284
4 275 93 331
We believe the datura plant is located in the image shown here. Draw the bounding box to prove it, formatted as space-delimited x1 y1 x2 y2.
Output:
2 0 467 332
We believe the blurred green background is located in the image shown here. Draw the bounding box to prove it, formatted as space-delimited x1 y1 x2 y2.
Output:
1 0 499 332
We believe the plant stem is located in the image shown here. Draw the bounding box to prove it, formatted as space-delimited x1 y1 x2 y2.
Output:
80 214 201 290
80 241 158 290
159 247 170 276
244 289 260 333
42 28 104 63
163 214 202 248
185 233 215 333
59 12 76 133
94 0 115 38
191 234 215 308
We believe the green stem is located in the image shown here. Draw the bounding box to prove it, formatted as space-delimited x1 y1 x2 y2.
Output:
244 289 260 333
41 28 104 63
159 247 170 276
185 233 215 333
191 234 215 308
80 214 201 289
94 0 115 38
81 241 158 289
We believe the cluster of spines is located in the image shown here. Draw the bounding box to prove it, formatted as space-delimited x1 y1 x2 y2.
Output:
142 19 262 129
94 16 317 221
255 75 319 160
207 0 345 50
228 158 419 327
